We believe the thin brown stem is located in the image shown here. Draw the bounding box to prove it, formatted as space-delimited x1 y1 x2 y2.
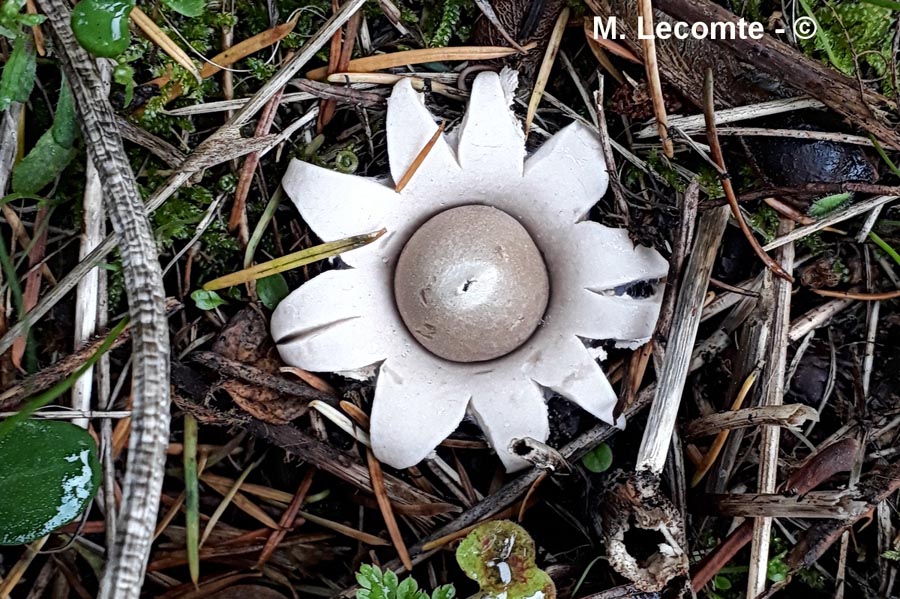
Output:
702 69 793 283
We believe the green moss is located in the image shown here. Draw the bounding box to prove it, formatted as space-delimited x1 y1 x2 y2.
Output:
748 204 779 243
423 0 476 46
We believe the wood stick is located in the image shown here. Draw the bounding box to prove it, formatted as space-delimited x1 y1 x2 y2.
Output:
709 492 868 520
747 218 794 596
691 438 859 590
652 0 900 149
636 205 730 474
684 404 818 439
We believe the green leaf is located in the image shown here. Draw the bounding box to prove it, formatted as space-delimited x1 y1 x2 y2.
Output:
582 443 613 473
12 81 79 194
50 81 78 147
256 274 289 310
431 586 456 599
162 0 205 17
713 575 732 591
808 192 851 218
0 419 101 545
71 0 135 58
457 520 556 599
0 36 36 111
113 62 135 107
191 289 226 311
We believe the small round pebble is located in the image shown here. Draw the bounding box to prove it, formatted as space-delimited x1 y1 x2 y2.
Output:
394 205 550 362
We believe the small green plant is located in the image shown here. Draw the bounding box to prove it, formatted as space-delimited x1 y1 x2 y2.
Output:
355 564 455 599
191 289 226 311
0 0 41 111
748 204 780 243
423 0 475 47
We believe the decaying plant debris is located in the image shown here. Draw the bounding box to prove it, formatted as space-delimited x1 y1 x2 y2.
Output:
2 0 900 597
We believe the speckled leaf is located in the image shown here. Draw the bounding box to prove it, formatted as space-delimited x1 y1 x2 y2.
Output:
0 419 101 545
456 521 556 599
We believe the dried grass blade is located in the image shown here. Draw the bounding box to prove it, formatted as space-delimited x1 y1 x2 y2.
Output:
257 467 315 567
204 459 278 532
130 7 201 83
306 45 532 80
471 0 527 52
297 509 390 545
636 0 673 157
202 229 385 290
525 7 569 134
702 70 792 282
183 414 200 586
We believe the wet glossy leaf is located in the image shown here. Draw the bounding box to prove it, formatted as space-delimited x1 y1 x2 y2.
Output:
256 274 289 310
581 443 613 473
162 0 205 17
71 0 135 58
0 36 36 111
0 419 101 545
456 520 555 599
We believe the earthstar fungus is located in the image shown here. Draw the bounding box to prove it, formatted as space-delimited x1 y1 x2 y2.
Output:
271 69 668 471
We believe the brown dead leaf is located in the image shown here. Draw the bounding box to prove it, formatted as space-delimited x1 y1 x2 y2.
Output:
214 307 306 424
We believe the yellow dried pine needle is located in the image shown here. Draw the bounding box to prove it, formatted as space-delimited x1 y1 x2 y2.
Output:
526 7 569 134
130 7 202 83
306 45 534 80
203 229 386 291
691 368 759 487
